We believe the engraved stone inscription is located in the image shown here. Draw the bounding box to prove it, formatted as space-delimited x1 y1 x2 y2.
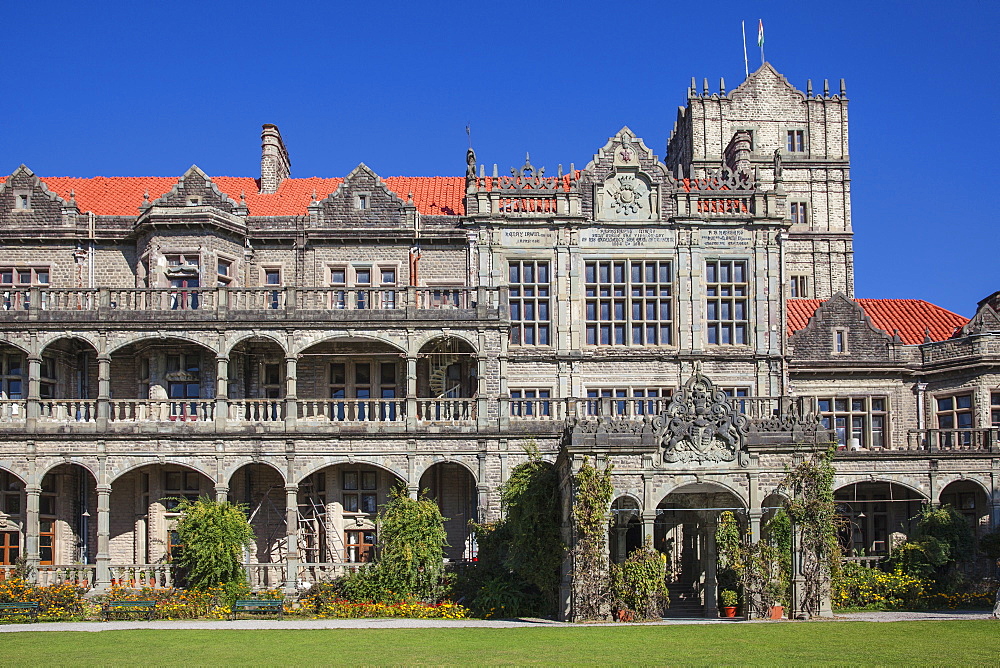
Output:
501 229 557 247
579 227 676 248
699 228 753 248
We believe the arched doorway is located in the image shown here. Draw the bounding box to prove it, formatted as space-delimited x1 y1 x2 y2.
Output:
655 483 746 617
37 464 98 570
834 481 926 560
109 463 215 570
0 468 26 575
109 338 218 422
227 337 287 422
37 338 99 422
609 496 642 564
419 462 477 561
229 464 287 565
939 480 991 535
297 463 405 567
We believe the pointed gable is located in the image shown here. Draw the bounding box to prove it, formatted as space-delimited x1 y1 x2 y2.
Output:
148 165 240 213
960 291 1000 336
316 164 408 229
728 62 807 105
788 293 893 361
0 165 74 229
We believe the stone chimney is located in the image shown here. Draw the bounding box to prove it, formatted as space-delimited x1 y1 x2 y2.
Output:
260 124 291 194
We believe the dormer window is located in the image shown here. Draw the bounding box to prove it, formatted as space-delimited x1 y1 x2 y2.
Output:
356 193 369 210
14 193 30 210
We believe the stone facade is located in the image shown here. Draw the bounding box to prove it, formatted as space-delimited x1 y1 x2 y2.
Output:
0 63 996 619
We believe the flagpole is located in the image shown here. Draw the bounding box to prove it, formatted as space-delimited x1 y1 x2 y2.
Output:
742 21 749 78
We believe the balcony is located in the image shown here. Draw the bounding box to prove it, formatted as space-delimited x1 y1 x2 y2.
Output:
0 286 505 323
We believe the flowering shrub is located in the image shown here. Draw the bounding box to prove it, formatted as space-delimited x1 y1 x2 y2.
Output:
313 598 468 620
833 564 928 609
95 585 285 620
0 579 87 620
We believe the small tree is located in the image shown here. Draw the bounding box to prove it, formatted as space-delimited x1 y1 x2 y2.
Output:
369 485 448 602
571 457 613 620
611 540 669 620
172 497 255 590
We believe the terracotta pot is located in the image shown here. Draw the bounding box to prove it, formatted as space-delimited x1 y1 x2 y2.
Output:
616 609 634 622
722 606 737 618
769 605 784 620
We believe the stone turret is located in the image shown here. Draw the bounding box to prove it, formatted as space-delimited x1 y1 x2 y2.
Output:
260 124 291 194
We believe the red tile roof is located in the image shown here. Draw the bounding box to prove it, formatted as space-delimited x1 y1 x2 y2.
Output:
0 175 465 217
787 298 968 344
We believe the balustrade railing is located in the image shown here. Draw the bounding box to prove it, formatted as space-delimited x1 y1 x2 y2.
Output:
109 563 173 588
0 399 26 420
109 399 215 422
36 565 97 588
416 398 476 421
245 563 285 589
905 428 998 452
297 563 350 583
229 399 285 422
299 399 406 423
0 286 493 318
38 399 97 422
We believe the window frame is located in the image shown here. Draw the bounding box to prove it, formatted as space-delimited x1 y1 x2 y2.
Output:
790 201 808 225
583 258 674 347
705 259 750 346
785 129 807 153
935 392 974 447
509 259 552 346
817 395 889 449
584 386 672 417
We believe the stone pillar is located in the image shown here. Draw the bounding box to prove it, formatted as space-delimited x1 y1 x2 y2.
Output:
97 354 111 428
215 355 229 429
284 356 297 429
283 484 299 594
476 355 488 429
703 519 718 618
24 484 40 578
405 355 417 430
789 520 807 618
95 484 112 590
642 512 656 548
215 483 229 503
26 355 41 428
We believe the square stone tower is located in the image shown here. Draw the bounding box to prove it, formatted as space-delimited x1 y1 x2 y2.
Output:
668 63 852 299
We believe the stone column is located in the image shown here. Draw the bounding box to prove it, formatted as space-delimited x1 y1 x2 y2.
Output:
95 484 112 590
215 483 229 503
215 355 229 429
284 355 298 429
405 355 417 430
476 355 488 429
283 484 299 594
96 354 111 428
24 483 41 578
703 518 718 618
26 355 41 429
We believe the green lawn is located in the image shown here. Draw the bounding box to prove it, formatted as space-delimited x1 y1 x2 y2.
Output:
1 622 998 666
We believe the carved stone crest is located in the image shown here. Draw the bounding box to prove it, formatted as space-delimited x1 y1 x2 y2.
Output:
654 372 749 465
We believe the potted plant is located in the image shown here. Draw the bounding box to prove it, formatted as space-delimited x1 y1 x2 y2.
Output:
765 580 786 620
719 589 738 618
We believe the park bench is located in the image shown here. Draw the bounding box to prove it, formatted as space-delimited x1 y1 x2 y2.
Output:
0 602 40 621
102 600 157 621
230 599 284 620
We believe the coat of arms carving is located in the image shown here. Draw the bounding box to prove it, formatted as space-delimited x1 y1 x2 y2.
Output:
654 372 749 466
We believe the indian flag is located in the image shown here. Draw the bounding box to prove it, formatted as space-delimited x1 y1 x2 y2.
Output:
757 20 764 47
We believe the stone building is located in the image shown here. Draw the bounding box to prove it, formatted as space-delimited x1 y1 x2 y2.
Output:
0 63 995 618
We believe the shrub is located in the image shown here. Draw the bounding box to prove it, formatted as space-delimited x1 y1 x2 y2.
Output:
833 563 929 610
0 579 87 620
611 542 669 621
171 497 256 590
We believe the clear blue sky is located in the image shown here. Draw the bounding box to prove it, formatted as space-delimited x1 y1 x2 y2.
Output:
3 0 996 316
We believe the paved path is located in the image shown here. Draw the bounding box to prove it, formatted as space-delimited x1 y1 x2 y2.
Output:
0 610 993 632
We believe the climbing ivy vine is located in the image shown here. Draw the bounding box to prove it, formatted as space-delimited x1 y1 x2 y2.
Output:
571 457 613 620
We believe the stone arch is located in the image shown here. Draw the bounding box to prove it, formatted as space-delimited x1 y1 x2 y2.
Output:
610 495 643 564
293 333 407 357
36 333 101 355
39 462 99 565
296 458 407 485
109 459 216 485
834 480 927 559
0 337 31 356
937 478 993 534
834 477 929 501
0 466 26 567
935 475 991 503
228 462 289 569
0 464 27 485
412 330 480 355
38 460 98 483
224 459 286 486
106 333 219 356
225 332 288 356
417 336 478 399
658 480 749 508
414 456 479 486
420 461 478 560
